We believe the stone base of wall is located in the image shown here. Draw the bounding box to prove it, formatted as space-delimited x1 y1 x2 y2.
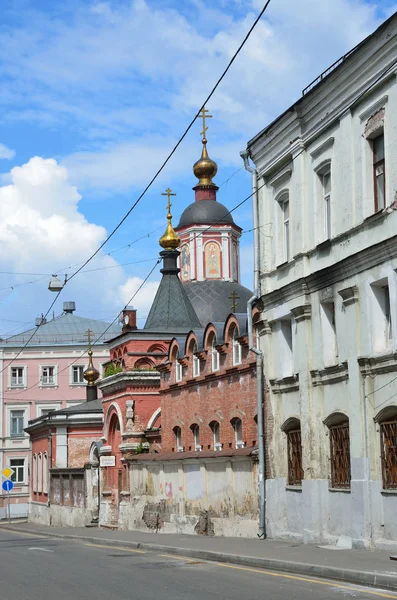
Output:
266 475 397 550
29 502 92 528
0 502 28 520
28 501 51 526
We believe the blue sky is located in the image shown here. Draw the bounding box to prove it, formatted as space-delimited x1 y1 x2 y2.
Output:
0 0 394 335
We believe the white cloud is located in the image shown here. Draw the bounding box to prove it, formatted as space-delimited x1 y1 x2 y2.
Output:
0 143 15 160
0 156 141 327
119 276 160 316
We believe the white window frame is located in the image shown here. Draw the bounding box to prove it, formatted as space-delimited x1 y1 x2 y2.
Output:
211 337 220 372
43 453 48 494
8 365 27 388
192 343 200 377
211 421 222 451
70 364 85 385
32 454 37 493
10 457 27 485
36 403 61 418
174 427 183 452
39 364 58 387
320 167 331 240
191 424 202 451
232 329 242 366
232 418 245 449
10 409 25 438
175 351 183 383
282 197 290 262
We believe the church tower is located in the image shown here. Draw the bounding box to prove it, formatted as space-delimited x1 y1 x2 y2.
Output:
175 108 252 325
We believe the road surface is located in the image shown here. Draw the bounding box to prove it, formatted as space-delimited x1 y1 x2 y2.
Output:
0 528 395 600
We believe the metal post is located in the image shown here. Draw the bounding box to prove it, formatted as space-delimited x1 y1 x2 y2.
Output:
7 487 11 524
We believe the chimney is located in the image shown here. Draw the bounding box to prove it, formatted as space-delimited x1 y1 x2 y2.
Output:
121 306 137 333
63 301 76 314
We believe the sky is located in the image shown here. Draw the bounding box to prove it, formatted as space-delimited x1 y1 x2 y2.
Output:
0 0 395 337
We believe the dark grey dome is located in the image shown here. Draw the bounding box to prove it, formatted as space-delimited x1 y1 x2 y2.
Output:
184 280 252 326
177 200 234 228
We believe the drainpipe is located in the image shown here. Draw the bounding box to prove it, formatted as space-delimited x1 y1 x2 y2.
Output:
241 149 266 539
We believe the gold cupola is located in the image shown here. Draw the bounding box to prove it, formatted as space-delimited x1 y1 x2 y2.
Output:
193 106 218 189
83 349 100 387
159 187 181 250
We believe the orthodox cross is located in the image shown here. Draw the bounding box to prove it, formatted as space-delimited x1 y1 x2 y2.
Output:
228 291 240 312
161 187 176 213
198 106 212 142
84 328 95 351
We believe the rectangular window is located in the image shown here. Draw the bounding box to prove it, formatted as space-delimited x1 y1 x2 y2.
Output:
10 458 25 484
193 355 200 377
373 133 385 211
287 429 303 486
10 367 25 387
371 280 392 351
280 317 294 376
321 169 331 239
41 366 55 386
71 365 85 384
329 422 351 489
176 360 183 382
320 301 337 366
283 199 290 261
380 419 397 489
10 410 24 437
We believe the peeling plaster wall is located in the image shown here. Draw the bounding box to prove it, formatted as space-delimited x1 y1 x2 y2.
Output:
112 457 258 538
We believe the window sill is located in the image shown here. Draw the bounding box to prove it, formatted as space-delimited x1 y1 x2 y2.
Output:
276 260 290 271
316 239 332 251
8 386 26 390
329 487 351 493
10 435 26 440
286 485 302 492
381 489 397 495
364 209 387 224
70 383 86 387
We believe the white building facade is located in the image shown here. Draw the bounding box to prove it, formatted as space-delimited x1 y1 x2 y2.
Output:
246 14 397 549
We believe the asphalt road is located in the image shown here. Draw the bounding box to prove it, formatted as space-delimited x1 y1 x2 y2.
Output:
0 529 396 600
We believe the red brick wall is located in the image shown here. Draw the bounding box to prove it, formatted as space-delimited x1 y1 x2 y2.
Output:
67 428 103 467
110 338 168 370
161 324 258 453
30 428 52 504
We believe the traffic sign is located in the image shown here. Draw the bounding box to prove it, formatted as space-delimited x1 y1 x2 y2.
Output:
2 480 14 492
1 467 14 479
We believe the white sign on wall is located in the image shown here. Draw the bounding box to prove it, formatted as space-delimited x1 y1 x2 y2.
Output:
100 456 116 467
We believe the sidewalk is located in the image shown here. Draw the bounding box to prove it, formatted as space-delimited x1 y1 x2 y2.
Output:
1 521 397 591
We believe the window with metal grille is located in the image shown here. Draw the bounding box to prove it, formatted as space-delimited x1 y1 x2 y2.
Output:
380 419 397 489
287 428 303 486
329 421 351 488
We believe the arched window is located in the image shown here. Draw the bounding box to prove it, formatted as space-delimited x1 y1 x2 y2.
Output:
32 454 37 494
175 351 183 382
191 424 201 451
192 342 200 377
232 328 242 366
43 453 48 494
211 336 220 372
282 418 303 486
376 406 397 489
210 421 221 450
231 417 244 449
38 453 43 494
324 413 351 489
173 426 183 452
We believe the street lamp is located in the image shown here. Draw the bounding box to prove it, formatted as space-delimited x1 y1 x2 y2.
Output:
48 274 66 292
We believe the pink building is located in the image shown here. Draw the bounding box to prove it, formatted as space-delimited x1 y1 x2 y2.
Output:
0 301 120 518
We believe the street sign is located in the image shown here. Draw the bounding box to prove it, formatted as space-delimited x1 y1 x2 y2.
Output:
100 455 115 467
1 467 14 479
2 480 14 492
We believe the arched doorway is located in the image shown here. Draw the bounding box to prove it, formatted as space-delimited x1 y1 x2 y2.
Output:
106 411 124 526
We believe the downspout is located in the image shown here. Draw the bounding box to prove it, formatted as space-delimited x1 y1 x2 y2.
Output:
241 149 266 539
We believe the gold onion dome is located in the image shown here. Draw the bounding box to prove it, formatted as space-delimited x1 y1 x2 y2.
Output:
159 187 180 250
193 139 218 187
83 350 100 386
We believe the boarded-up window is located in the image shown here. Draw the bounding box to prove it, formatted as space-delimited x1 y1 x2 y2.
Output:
381 419 397 489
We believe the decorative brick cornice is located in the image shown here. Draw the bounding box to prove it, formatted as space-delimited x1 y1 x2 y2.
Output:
98 370 160 395
270 374 299 394
310 362 349 387
358 352 397 376
291 304 312 322
338 285 359 306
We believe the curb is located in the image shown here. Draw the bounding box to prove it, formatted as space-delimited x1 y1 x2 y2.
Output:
1 524 397 592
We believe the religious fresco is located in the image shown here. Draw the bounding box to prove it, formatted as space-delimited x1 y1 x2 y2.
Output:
205 241 221 278
181 243 191 281
232 242 238 281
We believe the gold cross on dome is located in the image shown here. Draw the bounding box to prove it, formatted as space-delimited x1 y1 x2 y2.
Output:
84 328 95 349
198 106 212 141
228 291 240 312
161 187 176 213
